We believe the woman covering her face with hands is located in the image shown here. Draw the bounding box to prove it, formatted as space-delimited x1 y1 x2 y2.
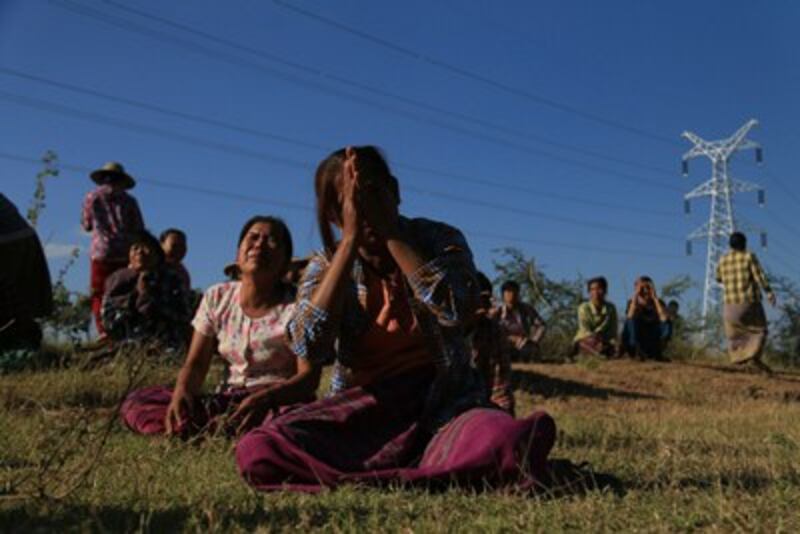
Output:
236 146 556 492
120 216 319 438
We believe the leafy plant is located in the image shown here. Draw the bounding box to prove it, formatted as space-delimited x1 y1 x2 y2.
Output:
25 150 59 229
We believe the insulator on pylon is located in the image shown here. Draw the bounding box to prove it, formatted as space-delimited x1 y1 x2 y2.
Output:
682 160 689 176
758 189 765 206
684 199 691 215
755 147 763 164
686 241 692 256
760 232 768 249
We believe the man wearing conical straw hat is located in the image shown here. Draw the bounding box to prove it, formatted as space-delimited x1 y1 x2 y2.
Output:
81 162 145 339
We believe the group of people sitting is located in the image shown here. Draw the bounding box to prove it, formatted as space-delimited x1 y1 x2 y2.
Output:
2 144 776 493
85 147 557 492
573 275 680 361
80 162 195 350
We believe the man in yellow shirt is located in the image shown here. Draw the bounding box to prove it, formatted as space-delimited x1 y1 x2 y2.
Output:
716 232 776 370
574 277 618 357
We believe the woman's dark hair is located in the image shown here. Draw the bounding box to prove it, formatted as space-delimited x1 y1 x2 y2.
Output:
500 280 520 293
237 215 293 274
729 232 747 251
159 227 186 243
638 275 653 284
130 230 165 265
587 276 608 292
476 271 493 293
314 146 394 257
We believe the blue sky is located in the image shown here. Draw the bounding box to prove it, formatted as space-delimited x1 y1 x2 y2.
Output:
1 0 798 309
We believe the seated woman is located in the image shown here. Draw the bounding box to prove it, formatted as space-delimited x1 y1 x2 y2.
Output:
235 146 555 491
101 231 191 350
121 217 319 437
573 276 618 357
619 276 672 360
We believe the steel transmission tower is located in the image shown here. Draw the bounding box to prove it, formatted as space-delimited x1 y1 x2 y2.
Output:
681 119 766 321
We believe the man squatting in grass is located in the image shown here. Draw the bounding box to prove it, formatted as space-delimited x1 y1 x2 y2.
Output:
497 280 547 363
573 276 618 357
619 276 672 361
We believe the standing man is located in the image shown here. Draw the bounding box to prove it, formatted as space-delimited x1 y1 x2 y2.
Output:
497 280 547 362
81 162 144 338
716 232 776 371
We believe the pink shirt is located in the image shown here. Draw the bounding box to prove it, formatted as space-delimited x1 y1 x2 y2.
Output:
192 281 297 389
80 185 144 261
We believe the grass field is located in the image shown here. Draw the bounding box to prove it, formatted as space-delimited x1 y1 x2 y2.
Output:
1 354 799 532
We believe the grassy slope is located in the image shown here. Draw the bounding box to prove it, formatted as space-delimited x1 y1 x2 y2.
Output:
1 358 799 533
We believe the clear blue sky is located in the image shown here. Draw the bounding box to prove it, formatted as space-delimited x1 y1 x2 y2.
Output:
1 0 798 308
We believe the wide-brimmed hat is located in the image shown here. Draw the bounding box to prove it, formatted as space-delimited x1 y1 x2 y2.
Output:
90 161 136 189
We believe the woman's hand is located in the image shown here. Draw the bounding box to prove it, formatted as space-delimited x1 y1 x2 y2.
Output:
164 387 194 435
229 388 275 435
340 147 362 244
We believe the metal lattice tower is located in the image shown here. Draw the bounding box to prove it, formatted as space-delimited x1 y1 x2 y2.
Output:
681 119 766 321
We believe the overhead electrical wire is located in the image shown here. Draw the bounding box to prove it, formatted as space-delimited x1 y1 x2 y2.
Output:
0 67 679 217
270 0 682 147
48 0 682 193
0 151 690 260
0 90 685 240
99 0 677 177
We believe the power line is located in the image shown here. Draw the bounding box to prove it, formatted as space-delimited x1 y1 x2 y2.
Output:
271 0 682 147
0 151 689 261
763 166 800 207
48 0 680 192
465 229 687 260
0 67 679 215
0 90 686 239
0 90 315 170
98 0 676 178
0 152 313 212
403 184 680 241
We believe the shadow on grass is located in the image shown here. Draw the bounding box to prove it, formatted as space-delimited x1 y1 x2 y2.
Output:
631 471 800 493
0 503 320 532
511 369 661 401
676 361 800 382
539 458 626 499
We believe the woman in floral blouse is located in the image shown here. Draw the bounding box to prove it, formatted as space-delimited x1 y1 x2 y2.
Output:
120 216 319 437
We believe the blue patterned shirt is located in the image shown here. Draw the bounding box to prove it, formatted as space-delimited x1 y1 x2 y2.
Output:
285 216 486 429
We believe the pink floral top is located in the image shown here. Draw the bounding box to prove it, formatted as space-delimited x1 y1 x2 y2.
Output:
192 281 297 389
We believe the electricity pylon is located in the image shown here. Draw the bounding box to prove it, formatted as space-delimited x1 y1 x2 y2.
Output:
681 119 766 321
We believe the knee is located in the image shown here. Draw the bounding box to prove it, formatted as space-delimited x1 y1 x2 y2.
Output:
526 411 556 444
119 386 171 434
235 430 291 487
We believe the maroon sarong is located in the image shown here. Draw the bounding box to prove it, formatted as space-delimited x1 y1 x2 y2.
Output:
120 385 251 437
235 366 556 492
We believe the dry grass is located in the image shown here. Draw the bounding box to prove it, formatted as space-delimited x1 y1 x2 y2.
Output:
1 355 799 532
